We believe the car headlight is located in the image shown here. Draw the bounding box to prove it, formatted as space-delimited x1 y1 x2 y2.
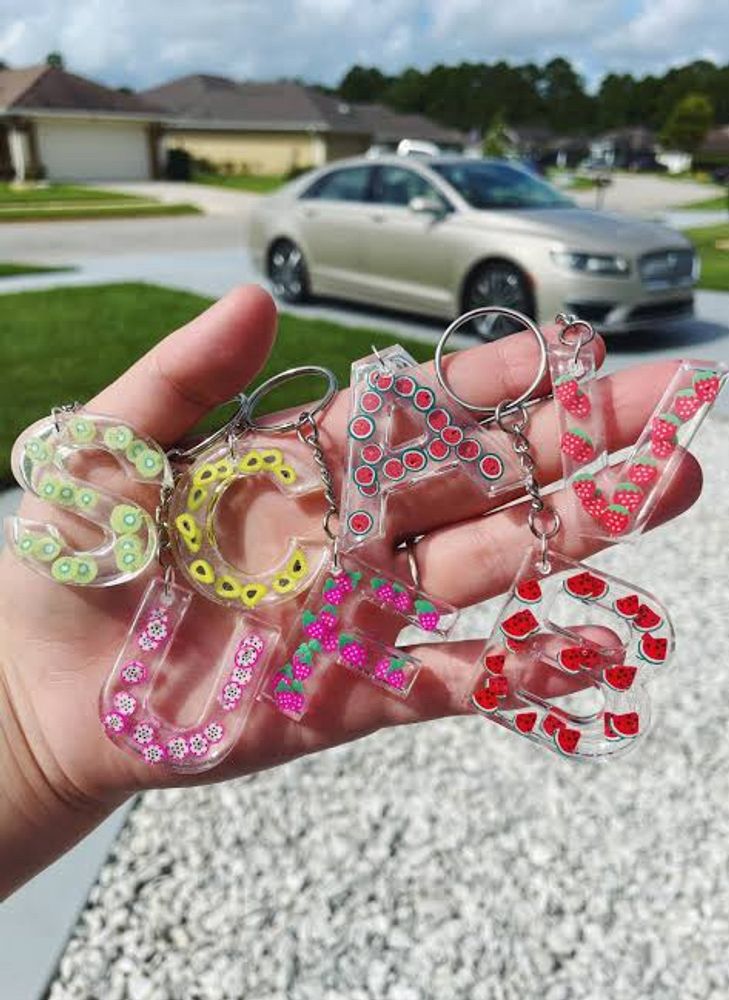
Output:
551 250 631 277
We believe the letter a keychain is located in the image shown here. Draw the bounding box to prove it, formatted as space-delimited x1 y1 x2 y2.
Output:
451 307 726 760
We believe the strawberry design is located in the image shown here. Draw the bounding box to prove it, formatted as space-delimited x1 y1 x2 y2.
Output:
561 428 595 463
579 489 608 520
572 473 597 500
651 435 676 459
693 369 721 404
627 457 658 486
599 503 631 535
371 577 396 604
613 481 644 512
391 584 413 614
415 599 440 631
651 412 681 441
338 634 367 668
672 388 702 421
555 376 591 418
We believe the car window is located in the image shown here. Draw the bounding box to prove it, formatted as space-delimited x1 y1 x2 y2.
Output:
374 165 447 207
431 161 573 210
301 166 373 203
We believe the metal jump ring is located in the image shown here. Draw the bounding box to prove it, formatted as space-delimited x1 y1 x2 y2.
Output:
245 366 338 434
527 507 562 541
555 313 596 350
434 307 547 418
166 394 248 463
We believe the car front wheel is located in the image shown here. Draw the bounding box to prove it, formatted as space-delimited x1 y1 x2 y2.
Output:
268 239 310 304
463 261 534 339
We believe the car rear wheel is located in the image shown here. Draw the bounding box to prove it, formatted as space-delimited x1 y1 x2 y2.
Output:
268 239 310 304
463 261 534 340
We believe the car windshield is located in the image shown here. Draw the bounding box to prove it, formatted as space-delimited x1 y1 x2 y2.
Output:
431 161 574 210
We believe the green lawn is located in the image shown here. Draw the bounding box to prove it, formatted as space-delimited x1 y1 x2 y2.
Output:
0 282 433 486
685 224 729 292
193 172 288 194
0 262 72 278
681 194 729 212
0 182 200 222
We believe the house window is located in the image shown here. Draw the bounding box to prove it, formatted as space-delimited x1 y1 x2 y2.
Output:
301 166 373 202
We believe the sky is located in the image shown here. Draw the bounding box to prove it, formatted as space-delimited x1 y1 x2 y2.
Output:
0 0 726 91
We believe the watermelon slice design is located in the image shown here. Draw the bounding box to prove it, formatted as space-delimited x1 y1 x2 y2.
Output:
639 634 667 664
603 712 621 741
485 652 505 673
360 391 383 414
382 458 405 481
603 665 637 691
614 594 640 619
428 438 450 461
349 415 374 441
515 711 537 733
479 454 504 481
472 688 499 713
427 408 451 432
402 449 427 472
347 511 373 536
633 604 662 632
413 388 435 411
542 712 567 737
515 578 542 604
361 443 383 465
457 438 481 462
487 675 509 697
441 425 464 446
500 608 539 640
563 571 607 601
607 712 640 739
555 727 581 756
358 482 379 497
394 376 416 398
353 465 376 487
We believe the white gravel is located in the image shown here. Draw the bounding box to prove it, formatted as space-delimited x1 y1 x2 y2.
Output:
48 418 729 1000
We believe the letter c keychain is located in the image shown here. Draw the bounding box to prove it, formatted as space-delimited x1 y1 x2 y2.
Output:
433 307 678 761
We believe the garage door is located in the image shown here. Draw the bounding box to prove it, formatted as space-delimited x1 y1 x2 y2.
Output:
36 119 151 181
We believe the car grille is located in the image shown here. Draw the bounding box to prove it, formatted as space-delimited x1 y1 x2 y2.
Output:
627 297 694 322
638 249 696 289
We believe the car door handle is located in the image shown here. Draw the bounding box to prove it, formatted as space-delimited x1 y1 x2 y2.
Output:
302 207 319 219
370 212 386 223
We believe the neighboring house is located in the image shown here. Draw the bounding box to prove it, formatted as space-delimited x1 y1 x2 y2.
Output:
142 75 465 175
589 127 656 168
0 65 162 182
696 125 729 168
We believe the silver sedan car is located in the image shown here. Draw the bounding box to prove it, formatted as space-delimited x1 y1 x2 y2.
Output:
248 156 697 337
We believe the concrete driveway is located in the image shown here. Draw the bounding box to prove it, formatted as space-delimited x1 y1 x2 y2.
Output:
570 172 724 215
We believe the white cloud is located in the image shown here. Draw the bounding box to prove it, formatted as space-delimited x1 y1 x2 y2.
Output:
0 0 726 91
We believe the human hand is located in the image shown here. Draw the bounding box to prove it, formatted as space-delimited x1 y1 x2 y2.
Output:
0 286 702 895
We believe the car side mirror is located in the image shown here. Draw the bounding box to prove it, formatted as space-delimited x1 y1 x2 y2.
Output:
409 196 445 216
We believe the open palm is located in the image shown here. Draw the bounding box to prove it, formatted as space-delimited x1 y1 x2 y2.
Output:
0 286 702 862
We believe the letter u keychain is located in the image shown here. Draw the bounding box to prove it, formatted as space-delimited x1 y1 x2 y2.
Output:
433 306 712 761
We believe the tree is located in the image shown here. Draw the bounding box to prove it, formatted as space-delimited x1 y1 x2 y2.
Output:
482 110 510 157
660 92 714 153
539 57 593 133
338 65 389 103
46 52 64 68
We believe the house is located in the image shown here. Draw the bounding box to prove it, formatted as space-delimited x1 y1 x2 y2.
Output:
0 64 162 182
695 125 729 169
589 126 656 169
142 75 465 175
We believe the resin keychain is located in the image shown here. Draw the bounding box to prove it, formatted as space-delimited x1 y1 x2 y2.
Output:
99 394 282 773
432 308 677 761
549 313 727 541
6 406 172 586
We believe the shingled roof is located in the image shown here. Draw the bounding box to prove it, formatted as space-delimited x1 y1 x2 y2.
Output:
143 75 465 144
0 65 162 116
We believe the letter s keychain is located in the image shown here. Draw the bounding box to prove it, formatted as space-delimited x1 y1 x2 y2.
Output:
444 307 726 761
